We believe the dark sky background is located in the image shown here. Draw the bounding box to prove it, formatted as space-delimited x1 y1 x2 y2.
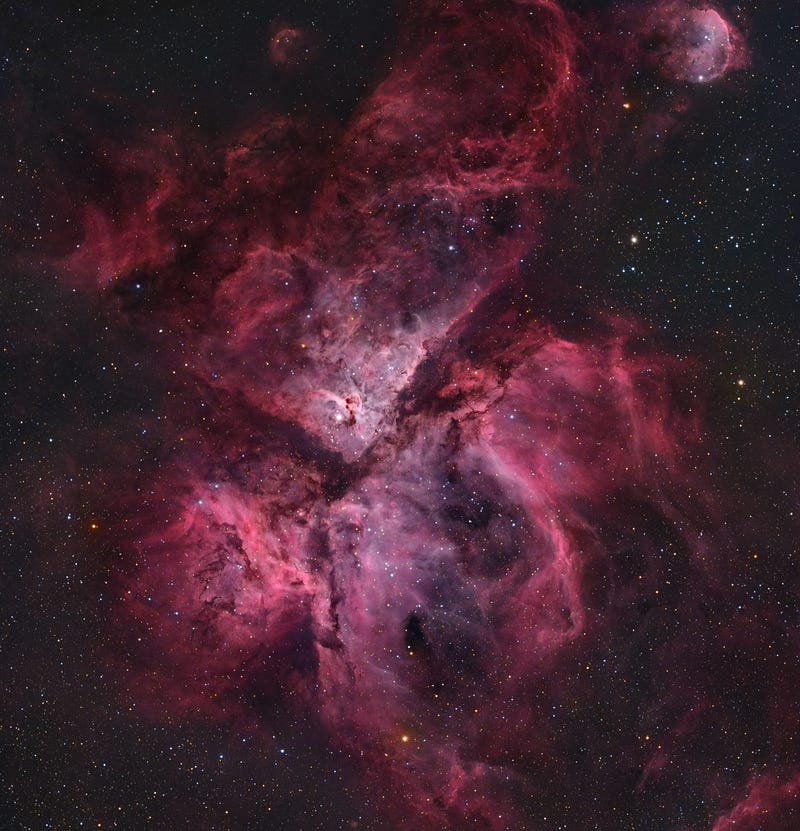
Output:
1 2 798 830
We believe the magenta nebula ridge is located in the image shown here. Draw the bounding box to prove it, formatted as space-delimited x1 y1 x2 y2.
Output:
55 1 796 829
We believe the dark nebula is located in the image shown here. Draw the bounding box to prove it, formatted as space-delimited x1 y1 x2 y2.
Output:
6 0 797 830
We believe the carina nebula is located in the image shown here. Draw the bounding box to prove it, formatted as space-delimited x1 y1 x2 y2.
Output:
51 1 795 829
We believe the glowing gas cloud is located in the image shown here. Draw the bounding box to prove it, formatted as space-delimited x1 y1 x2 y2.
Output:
56 2 793 830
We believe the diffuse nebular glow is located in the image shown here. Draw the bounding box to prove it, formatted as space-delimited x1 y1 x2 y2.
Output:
56 2 791 830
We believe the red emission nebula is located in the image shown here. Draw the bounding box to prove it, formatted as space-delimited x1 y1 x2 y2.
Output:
51 1 798 829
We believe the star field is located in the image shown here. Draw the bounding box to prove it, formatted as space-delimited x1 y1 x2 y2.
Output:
1 2 798 831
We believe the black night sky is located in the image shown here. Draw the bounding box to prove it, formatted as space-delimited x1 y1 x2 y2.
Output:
1 2 798 830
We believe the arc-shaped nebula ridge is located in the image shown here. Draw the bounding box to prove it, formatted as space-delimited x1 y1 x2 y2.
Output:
54 1 795 829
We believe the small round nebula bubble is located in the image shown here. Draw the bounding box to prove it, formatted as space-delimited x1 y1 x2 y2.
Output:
268 23 316 68
643 2 748 83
